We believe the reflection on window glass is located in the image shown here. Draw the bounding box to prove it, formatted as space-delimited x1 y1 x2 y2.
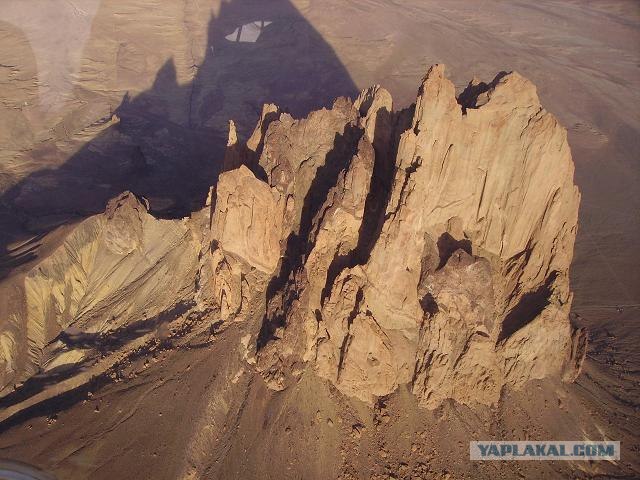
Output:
225 21 273 43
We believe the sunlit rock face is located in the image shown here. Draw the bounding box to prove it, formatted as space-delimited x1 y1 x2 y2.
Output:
0 192 199 393
249 64 585 408
0 65 586 413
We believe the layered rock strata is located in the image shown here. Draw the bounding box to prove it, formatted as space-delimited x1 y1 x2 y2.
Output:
0 192 198 393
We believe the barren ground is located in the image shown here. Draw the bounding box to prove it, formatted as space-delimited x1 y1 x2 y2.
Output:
0 1 638 479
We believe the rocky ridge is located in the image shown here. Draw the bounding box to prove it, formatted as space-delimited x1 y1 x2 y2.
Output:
211 64 586 408
0 65 586 419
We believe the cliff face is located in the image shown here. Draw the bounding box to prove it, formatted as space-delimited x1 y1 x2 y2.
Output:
212 64 586 408
0 64 585 416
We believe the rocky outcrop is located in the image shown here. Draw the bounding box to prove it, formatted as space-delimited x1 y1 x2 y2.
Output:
244 64 584 407
0 192 199 393
0 64 586 413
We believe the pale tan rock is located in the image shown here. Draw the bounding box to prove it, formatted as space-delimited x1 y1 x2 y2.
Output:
0 64 585 412
0 191 199 392
257 97 359 235
201 164 285 322
305 136 375 309
257 136 375 390
211 166 283 274
247 103 281 155
254 64 583 408
354 85 393 147
102 191 148 255
221 120 247 173
315 267 401 403
207 247 245 321
199 101 356 325
412 248 502 408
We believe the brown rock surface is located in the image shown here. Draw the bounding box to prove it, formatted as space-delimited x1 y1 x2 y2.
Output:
0 3 638 479
0 192 199 395
251 65 583 407
0 64 585 421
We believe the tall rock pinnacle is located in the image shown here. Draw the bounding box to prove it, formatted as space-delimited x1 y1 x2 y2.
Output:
207 64 586 408
0 65 586 418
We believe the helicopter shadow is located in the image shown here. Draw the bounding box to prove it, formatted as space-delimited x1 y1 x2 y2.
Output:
0 0 358 277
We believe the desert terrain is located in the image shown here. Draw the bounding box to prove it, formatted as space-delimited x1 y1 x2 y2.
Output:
0 1 638 479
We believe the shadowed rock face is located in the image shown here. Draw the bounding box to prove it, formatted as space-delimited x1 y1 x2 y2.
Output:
0 65 585 425
0 0 359 270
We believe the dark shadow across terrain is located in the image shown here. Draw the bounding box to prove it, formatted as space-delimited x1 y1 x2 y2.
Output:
0 0 358 278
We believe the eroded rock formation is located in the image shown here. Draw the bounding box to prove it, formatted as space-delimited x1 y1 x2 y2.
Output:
248 64 586 407
0 64 586 415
